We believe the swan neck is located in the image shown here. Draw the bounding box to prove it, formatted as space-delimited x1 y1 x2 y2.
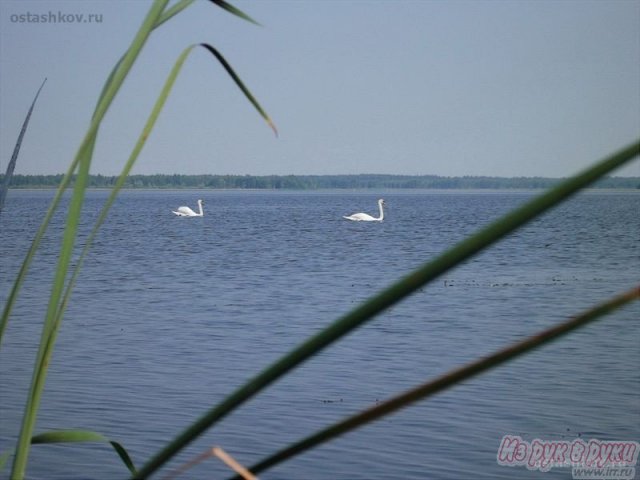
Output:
378 201 384 220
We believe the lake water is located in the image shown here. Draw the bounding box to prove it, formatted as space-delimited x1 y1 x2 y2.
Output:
1 189 639 480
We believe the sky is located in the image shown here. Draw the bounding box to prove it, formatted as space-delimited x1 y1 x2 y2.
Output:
1 0 639 178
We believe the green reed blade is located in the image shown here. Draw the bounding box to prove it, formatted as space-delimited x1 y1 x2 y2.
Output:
31 430 137 475
94 0 253 112
156 0 196 28
209 0 261 26
135 140 639 479
0 144 77 346
238 285 640 477
9 136 97 479
200 44 278 136
10 2 170 477
90 0 193 118
0 430 137 476
0 78 46 213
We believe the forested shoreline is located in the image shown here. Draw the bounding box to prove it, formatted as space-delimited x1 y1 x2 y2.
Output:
2 173 639 189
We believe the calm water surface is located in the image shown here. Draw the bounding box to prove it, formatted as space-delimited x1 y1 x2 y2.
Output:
1 190 639 479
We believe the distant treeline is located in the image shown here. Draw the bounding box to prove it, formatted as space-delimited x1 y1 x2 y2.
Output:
2 173 639 190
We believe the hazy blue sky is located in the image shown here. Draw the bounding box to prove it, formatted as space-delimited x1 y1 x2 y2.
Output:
1 0 639 177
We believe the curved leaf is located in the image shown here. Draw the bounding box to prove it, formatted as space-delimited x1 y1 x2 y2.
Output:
1 430 136 476
209 0 261 26
0 78 46 213
31 430 136 475
200 43 278 136
31 430 137 475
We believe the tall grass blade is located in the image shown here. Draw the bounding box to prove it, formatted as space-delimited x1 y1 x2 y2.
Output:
0 146 78 346
200 44 277 136
0 78 46 213
0 430 137 476
136 140 639 478
209 0 261 26
31 430 137 475
10 2 171 477
238 285 640 477
91 0 194 117
97 0 255 113
156 0 196 28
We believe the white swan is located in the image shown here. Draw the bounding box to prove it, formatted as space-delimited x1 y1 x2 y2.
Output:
172 199 204 217
343 199 385 222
